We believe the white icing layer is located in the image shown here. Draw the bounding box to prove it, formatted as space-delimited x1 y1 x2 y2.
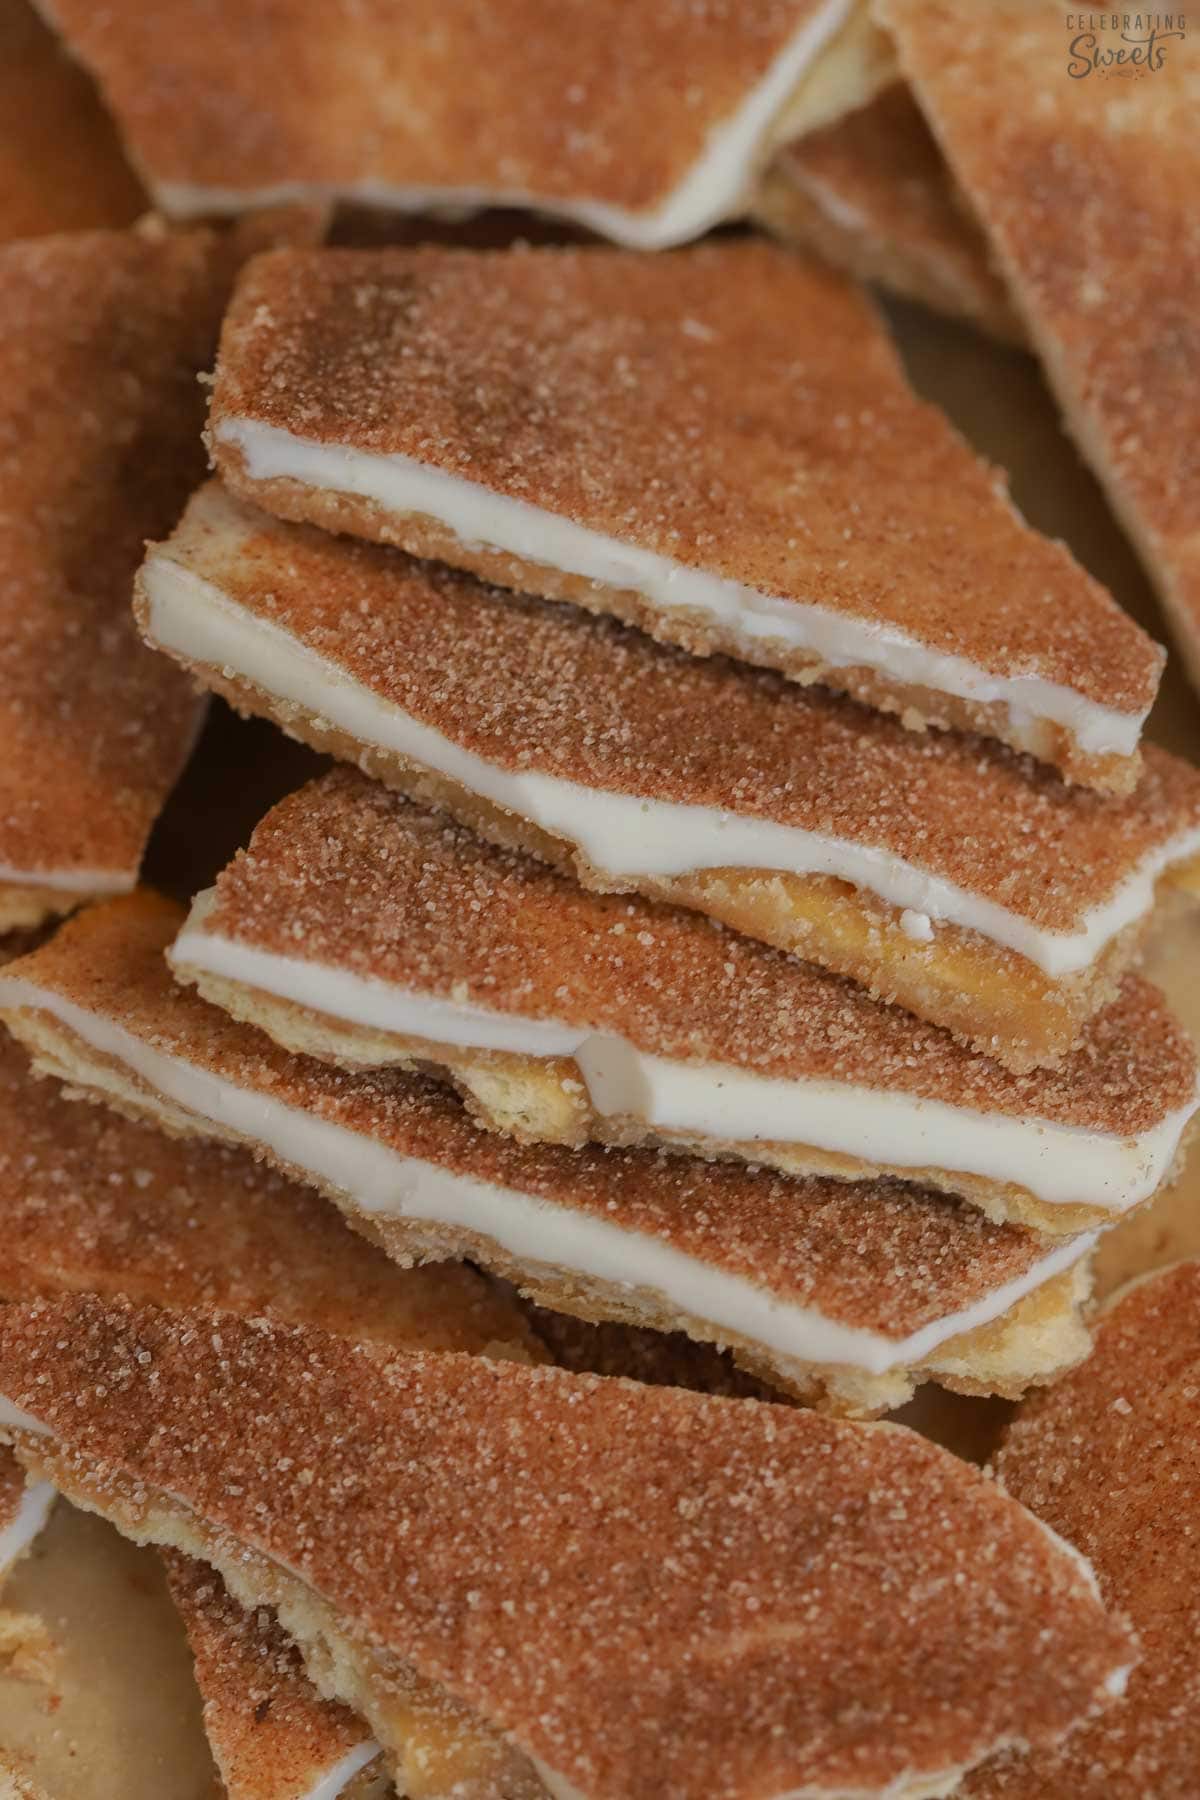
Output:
0 979 1092 1376
0 1478 55 1576
0 1396 51 1438
166 915 1197 1215
148 0 852 248
0 860 133 897
213 412 1149 765
304 1739 381 1800
141 555 1197 978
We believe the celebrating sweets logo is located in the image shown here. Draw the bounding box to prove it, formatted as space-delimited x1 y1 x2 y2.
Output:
1066 11 1187 75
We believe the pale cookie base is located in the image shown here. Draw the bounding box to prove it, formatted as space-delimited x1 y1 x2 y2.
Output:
150 650 1163 1072
0 883 91 940
5 1438 540 1800
165 961 1182 1239
212 449 1142 797
6 1010 1094 1416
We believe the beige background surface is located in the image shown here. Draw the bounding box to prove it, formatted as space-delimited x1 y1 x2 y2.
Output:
0 1504 214 1799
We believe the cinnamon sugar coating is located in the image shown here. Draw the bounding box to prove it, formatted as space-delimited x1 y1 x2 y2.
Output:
0 892 1087 1350
44 0 830 228
0 227 222 898
0 1295 1136 1800
757 82 1020 340
882 1 1200 706
147 484 1200 937
964 1260 1200 1796
161 1549 383 1800
208 242 1162 747
194 770 1196 1138
0 1031 528 1360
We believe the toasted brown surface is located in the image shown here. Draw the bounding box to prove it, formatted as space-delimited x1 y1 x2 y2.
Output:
187 770 1197 1136
0 1295 1136 1800
0 227 224 897
162 1550 383 1800
0 0 145 242
964 1260 1200 1796
208 243 1162 739
147 483 1200 936
44 0 835 225
758 82 1020 339
0 1028 528 1360
0 892 1088 1350
882 1 1200 704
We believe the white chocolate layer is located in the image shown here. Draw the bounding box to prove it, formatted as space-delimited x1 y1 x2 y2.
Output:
0 1477 55 1578
167 910 1198 1216
141 554 1198 978
147 0 853 248
213 413 1149 765
0 1397 51 1439
304 1739 381 1800
0 978 1093 1376
0 860 133 896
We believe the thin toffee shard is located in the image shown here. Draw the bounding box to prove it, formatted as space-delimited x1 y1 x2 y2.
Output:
0 891 1100 1415
206 240 1163 790
0 1293 1136 1800
962 1259 1200 1795
883 0 1200 715
0 226 224 934
37 0 859 247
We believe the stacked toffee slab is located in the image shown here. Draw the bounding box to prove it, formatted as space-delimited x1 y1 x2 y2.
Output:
14 234 1192 1415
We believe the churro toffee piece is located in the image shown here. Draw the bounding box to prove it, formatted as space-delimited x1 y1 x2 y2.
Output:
0 1294 1137 1800
882 0 1200 715
161 1551 388 1800
755 82 1021 341
0 1030 531 1362
206 240 1163 791
0 0 144 243
0 892 1098 1414
136 485 1200 1069
163 771 1199 1235
0 226 225 936
963 1259 1200 1797
39 0 854 247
